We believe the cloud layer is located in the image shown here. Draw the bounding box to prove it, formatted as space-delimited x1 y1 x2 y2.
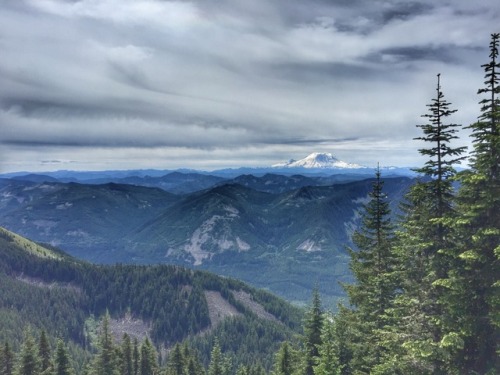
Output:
1 0 498 172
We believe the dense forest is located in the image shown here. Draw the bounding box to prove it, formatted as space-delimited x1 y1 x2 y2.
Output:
1 33 499 375
0 225 302 373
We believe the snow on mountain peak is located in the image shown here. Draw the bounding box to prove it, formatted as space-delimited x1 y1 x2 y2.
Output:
272 152 365 169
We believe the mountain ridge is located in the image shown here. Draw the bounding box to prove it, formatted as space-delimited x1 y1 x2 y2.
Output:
0 152 418 183
0 226 302 369
0 175 415 307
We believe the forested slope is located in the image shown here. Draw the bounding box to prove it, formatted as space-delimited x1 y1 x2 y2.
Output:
0 227 302 371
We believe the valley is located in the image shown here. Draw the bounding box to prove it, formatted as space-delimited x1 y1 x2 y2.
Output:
0 167 414 308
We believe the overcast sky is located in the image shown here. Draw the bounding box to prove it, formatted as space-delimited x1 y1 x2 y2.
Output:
0 0 498 173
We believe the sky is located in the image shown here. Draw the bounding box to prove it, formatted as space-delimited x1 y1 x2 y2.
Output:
0 0 498 173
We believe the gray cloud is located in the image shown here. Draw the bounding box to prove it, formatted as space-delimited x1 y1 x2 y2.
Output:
0 0 498 172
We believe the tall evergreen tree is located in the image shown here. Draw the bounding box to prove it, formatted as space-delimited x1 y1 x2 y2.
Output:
207 341 225 375
343 166 396 372
16 329 41 375
272 342 295 375
313 317 340 375
54 339 74 375
414 73 467 220
181 344 204 375
302 288 324 375
120 334 133 375
132 339 139 375
395 73 466 374
329 307 353 375
167 344 186 375
94 312 119 375
1 342 14 375
38 330 52 375
139 339 158 375
448 32 500 373
186 356 204 375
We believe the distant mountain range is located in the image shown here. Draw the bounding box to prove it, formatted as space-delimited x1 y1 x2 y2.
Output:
0 171 414 308
0 153 417 184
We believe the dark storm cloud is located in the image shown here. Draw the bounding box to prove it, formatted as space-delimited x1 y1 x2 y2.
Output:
365 46 457 65
381 1 434 24
268 62 382 84
276 137 360 145
0 0 498 172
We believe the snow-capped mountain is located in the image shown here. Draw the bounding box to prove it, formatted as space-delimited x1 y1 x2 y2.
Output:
272 152 366 169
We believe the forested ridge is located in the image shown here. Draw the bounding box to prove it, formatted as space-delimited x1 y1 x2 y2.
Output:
0 225 302 373
1 34 499 375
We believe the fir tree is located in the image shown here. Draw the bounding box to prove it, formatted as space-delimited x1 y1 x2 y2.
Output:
120 334 133 375
16 329 41 375
54 339 74 375
302 288 324 375
94 312 119 375
343 166 396 372
132 339 139 375
1 342 14 375
139 339 158 375
167 344 185 375
330 307 353 375
272 342 295 375
235 365 248 375
313 316 340 375
207 341 224 375
449 32 500 373
380 73 466 374
186 356 204 375
38 330 52 374
414 73 467 220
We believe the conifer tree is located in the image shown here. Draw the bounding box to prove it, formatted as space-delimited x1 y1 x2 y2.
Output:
313 317 340 375
186 356 204 375
16 329 41 375
272 342 295 375
328 307 353 375
414 73 467 220
120 334 133 375
343 166 396 372
389 73 466 374
302 288 324 375
54 339 74 375
1 342 14 375
167 344 185 375
132 339 139 375
180 344 204 375
207 341 224 375
94 312 119 375
38 330 52 375
448 32 500 373
235 365 248 375
139 339 158 375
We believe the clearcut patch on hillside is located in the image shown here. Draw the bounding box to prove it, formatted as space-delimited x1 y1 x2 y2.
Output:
232 290 279 323
204 290 241 328
109 313 151 343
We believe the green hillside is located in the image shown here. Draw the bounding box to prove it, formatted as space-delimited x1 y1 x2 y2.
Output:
0 227 302 370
